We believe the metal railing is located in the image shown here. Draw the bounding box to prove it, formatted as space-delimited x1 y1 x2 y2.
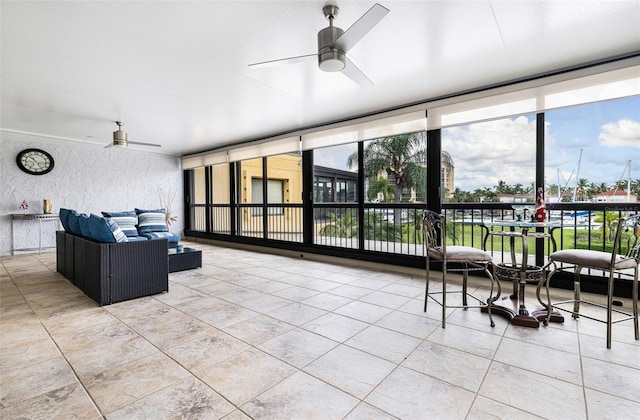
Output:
188 202 639 260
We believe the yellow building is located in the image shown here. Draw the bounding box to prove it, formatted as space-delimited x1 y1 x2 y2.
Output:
193 154 303 235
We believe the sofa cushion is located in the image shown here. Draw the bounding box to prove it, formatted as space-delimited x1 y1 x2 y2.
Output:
88 214 128 243
59 208 71 232
67 210 82 236
77 213 92 238
126 235 149 242
106 219 129 243
135 208 168 233
140 231 181 244
101 210 139 237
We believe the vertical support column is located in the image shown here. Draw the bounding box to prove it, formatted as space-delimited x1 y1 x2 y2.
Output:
536 113 545 266
230 162 238 236
357 141 365 251
262 157 269 239
205 166 212 233
426 129 442 213
302 149 314 245
182 169 192 232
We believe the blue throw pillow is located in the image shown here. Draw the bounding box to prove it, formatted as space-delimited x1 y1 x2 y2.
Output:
135 208 168 233
67 210 82 236
77 213 92 238
102 210 138 237
59 208 71 232
88 214 128 243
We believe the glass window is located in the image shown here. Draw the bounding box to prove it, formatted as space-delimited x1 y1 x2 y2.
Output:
361 132 427 204
545 96 639 204
190 167 207 231
210 163 231 234
266 154 303 242
360 132 427 253
236 158 263 238
314 176 333 203
313 143 359 248
251 178 284 215
314 144 359 203
442 115 537 204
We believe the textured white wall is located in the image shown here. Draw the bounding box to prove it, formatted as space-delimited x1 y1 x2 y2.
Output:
0 131 184 255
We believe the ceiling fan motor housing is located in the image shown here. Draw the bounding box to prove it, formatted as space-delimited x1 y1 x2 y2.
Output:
113 123 128 146
318 26 345 72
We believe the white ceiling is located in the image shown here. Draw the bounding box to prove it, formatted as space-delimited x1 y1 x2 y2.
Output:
2 1 639 156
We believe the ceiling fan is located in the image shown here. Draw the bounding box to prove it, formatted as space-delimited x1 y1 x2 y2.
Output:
105 121 161 148
249 3 389 85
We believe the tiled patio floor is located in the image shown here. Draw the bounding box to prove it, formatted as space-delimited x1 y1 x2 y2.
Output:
1 242 638 419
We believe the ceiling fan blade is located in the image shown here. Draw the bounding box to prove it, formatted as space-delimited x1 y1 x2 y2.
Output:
104 143 114 149
332 3 389 53
249 53 317 68
341 56 373 86
128 140 162 148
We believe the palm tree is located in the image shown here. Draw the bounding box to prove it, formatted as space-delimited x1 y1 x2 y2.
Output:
319 210 357 238
402 210 423 244
363 211 401 241
451 187 469 203
348 133 427 221
593 211 620 242
481 187 499 202
575 178 589 201
598 182 609 193
615 178 640 200
495 180 510 194
367 177 395 202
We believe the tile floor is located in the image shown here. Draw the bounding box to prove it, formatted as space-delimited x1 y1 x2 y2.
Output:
1 242 638 419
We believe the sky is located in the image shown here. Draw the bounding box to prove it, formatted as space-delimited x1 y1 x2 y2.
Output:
545 96 639 191
445 95 640 192
312 96 639 194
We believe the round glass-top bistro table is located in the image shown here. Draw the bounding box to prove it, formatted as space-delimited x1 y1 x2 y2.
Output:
478 220 566 328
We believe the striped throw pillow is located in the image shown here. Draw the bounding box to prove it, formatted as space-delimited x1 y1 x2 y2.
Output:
135 208 168 233
102 210 138 237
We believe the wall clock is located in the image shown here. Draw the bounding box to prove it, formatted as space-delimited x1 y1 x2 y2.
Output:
16 148 55 175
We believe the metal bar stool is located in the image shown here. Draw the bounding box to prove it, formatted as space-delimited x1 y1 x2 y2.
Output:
540 214 639 348
422 210 497 328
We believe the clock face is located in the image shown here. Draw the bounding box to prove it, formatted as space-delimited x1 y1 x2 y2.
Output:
16 148 55 175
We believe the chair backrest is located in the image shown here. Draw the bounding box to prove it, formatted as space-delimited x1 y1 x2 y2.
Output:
617 214 640 263
421 210 445 252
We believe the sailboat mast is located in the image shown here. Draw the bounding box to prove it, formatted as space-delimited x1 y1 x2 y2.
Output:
573 148 583 202
628 160 632 202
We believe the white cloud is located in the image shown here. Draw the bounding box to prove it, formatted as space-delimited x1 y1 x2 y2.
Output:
443 116 537 191
599 119 640 148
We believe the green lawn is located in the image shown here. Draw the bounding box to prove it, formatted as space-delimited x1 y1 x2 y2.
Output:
448 224 609 256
